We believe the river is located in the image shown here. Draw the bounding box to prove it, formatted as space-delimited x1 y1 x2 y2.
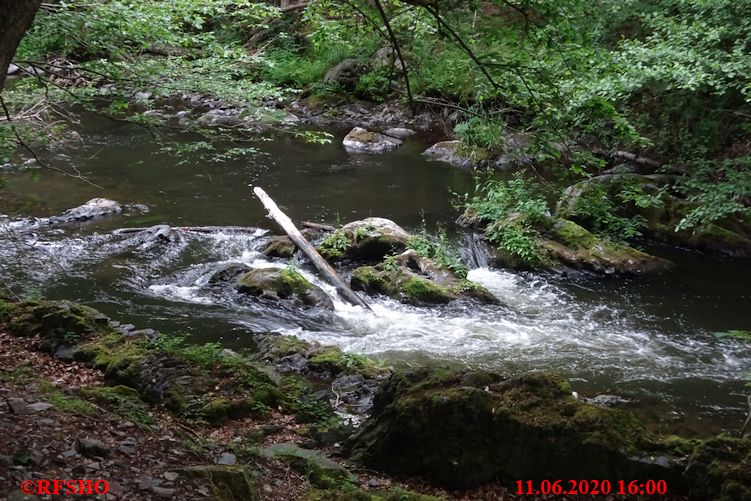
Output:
1 116 750 436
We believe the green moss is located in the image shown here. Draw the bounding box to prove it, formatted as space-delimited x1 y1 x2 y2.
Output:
264 334 310 358
178 465 260 501
318 230 349 260
662 434 700 456
38 380 94 416
280 267 312 294
552 219 598 249
308 346 387 378
351 266 386 289
401 277 453 304
1 300 112 353
76 332 147 383
81 385 154 427
715 330 751 342
200 397 266 426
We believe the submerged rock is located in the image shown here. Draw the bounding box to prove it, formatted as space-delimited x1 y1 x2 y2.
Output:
343 127 402 154
317 217 411 262
348 369 682 489
236 268 334 310
48 198 122 224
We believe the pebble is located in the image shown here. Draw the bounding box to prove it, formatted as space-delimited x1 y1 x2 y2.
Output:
27 402 53 412
163 471 179 482
152 486 175 498
215 452 236 465
76 438 111 459
138 476 154 491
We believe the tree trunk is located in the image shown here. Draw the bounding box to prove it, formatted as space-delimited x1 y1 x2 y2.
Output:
253 187 372 311
0 0 42 91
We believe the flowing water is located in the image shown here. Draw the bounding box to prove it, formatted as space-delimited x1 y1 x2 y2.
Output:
1 116 750 436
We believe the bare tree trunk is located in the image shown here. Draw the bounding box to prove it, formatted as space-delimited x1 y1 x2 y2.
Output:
253 187 372 311
0 0 42 91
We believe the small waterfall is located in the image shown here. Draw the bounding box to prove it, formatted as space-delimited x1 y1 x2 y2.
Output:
459 231 494 269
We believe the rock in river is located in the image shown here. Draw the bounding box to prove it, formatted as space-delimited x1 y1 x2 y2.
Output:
236 267 334 310
48 198 122 223
343 127 402 154
317 217 411 262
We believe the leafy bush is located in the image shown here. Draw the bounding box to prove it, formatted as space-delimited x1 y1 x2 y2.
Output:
407 224 468 278
568 183 649 242
675 157 751 231
460 173 550 266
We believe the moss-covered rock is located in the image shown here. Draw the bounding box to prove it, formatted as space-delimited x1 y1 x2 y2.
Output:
260 235 297 259
261 442 357 489
0 300 111 354
317 218 411 262
684 435 751 500
307 486 444 501
541 219 674 274
557 173 751 256
308 346 388 379
351 256 499 305
81 385 154 427
348 368 682 489
178 465 260 501
237 267 334 310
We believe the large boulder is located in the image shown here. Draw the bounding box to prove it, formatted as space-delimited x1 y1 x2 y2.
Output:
348 369 683 490
317 217 411 262
236 267 334 310
343 127 402 154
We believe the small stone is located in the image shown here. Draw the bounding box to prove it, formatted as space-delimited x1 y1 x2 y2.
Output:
37 418 56 427
118 445 136 457
118 324 136 333
138 476 153 491
76 438 111 459
163 471 179 482
62 449 79 459
215 452 236 465
27 402 53 413
54 345 78 361
368 478 381 487
152 486 175 498
7 398 30 415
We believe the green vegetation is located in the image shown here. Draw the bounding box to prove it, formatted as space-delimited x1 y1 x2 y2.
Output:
460 173 550 266
407 223 467 278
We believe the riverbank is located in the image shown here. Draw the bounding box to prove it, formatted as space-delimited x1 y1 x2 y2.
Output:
1 297 750 500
